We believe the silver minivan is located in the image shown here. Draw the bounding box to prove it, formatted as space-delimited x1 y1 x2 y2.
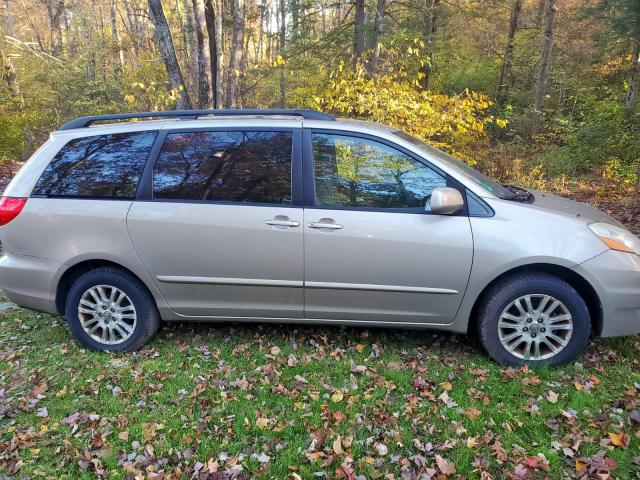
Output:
1 109 639 365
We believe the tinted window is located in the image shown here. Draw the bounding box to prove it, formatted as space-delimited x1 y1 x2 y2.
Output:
33 131 157 198
153 131 292 204
312 133 447 211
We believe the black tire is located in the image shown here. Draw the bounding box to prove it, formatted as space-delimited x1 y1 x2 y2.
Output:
65 267 160 352
477 272 590 366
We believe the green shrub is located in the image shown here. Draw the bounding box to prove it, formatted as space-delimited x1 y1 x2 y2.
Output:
537 101 640 184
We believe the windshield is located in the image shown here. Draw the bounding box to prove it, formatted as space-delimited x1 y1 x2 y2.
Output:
393 131 515 200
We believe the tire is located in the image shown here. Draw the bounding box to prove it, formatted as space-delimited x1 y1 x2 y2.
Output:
64 267 160 352
477 272 590 366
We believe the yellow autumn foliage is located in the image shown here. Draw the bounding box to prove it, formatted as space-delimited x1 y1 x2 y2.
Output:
316 53 505 164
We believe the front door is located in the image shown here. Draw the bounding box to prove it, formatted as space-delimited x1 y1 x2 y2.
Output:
303 131 473 324
127 128 304 318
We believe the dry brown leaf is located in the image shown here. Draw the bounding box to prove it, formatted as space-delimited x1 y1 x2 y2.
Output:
255 417 270 429
436 454 456 475
333 435 343 455
440 381 453 392
464 407 481 420
609 432 629 448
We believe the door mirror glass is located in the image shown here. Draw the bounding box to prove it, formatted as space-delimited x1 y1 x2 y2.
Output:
429 187 464 215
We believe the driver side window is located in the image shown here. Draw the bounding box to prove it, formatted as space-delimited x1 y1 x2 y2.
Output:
312 133 447 211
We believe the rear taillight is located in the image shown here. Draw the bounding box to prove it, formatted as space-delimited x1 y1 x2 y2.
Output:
0 197 27 226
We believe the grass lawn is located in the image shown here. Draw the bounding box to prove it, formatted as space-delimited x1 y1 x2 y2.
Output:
1 306 639 479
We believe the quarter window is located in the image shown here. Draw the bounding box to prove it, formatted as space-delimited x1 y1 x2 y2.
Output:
153 131 293 204
312 133 447 211
33 131 157 198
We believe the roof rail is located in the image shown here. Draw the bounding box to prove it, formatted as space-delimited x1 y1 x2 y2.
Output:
59 109 336 130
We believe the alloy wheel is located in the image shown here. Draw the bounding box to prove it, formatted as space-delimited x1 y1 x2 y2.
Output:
77 285 137 345
497 294 573 361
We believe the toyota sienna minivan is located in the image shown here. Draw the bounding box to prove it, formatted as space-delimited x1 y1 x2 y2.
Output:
0 109 638 365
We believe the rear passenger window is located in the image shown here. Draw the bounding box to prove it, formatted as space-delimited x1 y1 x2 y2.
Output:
153 131 292 204
33 131 157 198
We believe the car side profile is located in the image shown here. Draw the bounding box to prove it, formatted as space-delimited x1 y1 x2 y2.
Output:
0 109 639 365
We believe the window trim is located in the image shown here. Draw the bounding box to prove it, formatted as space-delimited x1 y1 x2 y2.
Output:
137 126 303 207
303 128 468 216
31 130 159 200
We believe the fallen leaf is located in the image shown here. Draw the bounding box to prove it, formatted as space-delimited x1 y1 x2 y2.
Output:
436 454 456 475
440 381 453 391
255 417 270 429
256 452 270 463
331 391 344 403
609 432 629 448
464 407 481 420
333 435 343 455
374 443 388 456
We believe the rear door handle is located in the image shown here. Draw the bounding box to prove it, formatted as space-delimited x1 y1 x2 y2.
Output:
309 222 343 230
266 219 300 227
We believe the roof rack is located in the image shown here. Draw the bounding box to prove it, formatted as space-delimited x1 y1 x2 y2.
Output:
59 109 336 131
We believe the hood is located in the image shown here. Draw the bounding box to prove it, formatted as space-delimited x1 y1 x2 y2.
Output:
528 190 625 228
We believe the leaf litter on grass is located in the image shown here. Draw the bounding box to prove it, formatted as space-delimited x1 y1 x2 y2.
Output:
0 309 639 479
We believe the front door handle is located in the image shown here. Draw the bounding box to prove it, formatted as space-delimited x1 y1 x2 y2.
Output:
266 219 300 227
309 222 343 230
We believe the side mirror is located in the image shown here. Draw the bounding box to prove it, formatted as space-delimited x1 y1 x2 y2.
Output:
429 187 464 215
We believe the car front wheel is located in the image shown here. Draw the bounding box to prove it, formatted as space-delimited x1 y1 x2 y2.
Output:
477 272 590 365
65 267 160 352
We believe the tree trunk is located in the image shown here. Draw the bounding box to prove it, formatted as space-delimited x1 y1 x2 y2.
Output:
279 0 286 107
124 0 137 53
257 0 265 61
204 0 223 108
110 0 125 78
184 0 200 101
419 0 440 90
192 0 213 108
4 0 14 36
534 0 556 111
497 0 522 105
368 0 385 75
624 39 640 112
214 0 223 106
44 0 66 57
226 0 244 108
147 0 192 109
175 0 190 84
352 0 365 67
291 0 299 35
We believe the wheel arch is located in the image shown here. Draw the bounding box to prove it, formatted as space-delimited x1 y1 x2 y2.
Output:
469 263 603 336
56 259 157 316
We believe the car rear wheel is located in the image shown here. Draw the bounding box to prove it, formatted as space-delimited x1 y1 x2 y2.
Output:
65 267 159 352
477 272 590 365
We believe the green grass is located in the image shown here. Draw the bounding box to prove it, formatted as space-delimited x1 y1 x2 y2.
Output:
1 307 639 479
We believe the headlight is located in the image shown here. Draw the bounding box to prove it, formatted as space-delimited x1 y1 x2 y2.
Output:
588 222 640 254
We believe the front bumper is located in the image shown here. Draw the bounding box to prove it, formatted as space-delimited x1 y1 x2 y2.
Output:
572 250 640 337
0 253 61 315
